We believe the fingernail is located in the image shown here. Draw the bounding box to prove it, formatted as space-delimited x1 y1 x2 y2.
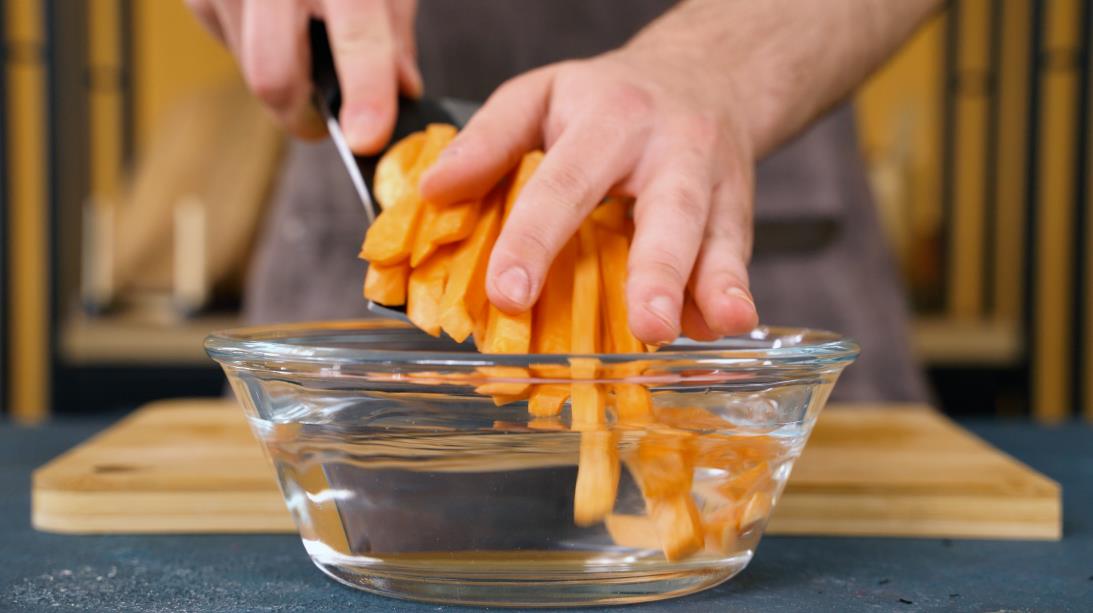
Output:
644 295 677 329
496 267 531 306
725 286 754 307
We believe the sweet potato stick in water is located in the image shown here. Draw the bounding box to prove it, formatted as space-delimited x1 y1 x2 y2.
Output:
406 245 453 337
363 261 410 306
626 433 705 560
574 429 620 526
439 193 503 342
570 221 606 427
361 124 456 265
650 495 704 561
528 384 569 417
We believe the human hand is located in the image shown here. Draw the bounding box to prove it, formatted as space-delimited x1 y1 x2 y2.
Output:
420 46 758 345
186 0 421 153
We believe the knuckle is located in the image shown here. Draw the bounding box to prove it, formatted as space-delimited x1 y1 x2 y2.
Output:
503 225 554 266
246 65 296 111
638 245 690 287
677 111 720 146
666 181 708 226
604 82 656 120
538 163 593 208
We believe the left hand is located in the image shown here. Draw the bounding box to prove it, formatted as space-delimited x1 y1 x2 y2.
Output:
420 45 759 345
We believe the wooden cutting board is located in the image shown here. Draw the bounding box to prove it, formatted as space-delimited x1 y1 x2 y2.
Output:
31 399 1061 540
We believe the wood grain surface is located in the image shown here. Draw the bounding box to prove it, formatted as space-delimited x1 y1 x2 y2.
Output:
32 399 1061 540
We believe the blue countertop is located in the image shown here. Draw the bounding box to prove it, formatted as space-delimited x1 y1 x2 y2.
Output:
2 412 1090 612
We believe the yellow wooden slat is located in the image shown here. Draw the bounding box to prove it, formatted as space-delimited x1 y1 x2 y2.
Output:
5 0 49 422
1086 32 1093 424
855 16 946 283
993 0 1032 322
948 0 992 320
88 0 123 199
130 0 237 154
1033 0 1082 423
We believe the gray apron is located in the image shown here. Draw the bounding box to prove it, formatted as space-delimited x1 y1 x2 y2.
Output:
243 0 928 403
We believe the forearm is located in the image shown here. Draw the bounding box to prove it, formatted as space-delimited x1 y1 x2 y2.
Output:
626 0 942 157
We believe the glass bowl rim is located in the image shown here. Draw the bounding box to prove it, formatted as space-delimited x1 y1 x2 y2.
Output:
205 319 860 371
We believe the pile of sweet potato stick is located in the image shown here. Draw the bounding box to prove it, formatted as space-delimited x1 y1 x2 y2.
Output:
360 124 778 561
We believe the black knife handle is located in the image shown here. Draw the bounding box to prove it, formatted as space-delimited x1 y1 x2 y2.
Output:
309 19 342 118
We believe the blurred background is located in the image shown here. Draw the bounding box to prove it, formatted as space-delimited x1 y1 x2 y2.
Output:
0 0 1090 425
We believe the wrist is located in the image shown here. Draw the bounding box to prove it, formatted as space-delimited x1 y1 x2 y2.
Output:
618 9 777 159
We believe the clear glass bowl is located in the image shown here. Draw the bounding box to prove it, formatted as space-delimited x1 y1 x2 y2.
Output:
206 320 857 607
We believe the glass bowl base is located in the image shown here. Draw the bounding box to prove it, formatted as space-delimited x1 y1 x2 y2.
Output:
312 552 750 607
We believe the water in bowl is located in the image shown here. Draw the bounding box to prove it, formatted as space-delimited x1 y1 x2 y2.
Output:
249 403 808 607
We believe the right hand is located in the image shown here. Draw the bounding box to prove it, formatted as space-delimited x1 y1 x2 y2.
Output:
186 0 422 153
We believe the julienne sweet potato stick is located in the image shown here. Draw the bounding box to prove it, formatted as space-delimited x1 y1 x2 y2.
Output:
411 198 480 266
363 260 410 306
475 152 542 397
573 429 620 526
439 190 504 342
569 219 619 526
569 220 606 427
406 244 455 337
528 237 578 416
528 384 569 417
373 131 426 210
361 124 457 265
626 432 705 561
595 225 655 424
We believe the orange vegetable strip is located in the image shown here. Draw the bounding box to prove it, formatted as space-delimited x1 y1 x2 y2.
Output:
528 384 569 417
573 429 620 526
439 193 504 342
490 389 531 406
483 307 532 354
571 221 602 355
363 261 410 306
506 151 544 213
614 381 654 423
431 199 479 244
649 495 705 561
590 197 630 233
406 245 453 337
533 237 577 354
597 226 643 353
478 151 541 353
570 221 606 426
473 153 543 394
360 124 456 265
527 416 567 431
410 202 441 266
476 293 532 395
373 131 426 210
629 434 693 499
474 366 530 396
411 199 480 266
605 514 661 550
